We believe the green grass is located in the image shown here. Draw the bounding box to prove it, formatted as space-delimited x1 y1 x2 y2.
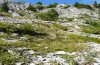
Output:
2 32 100 54
85 19 100 27
68 34 100 43
79 19 100 34
0 52 16 65
80 25 100 34
0 44 28 65
0 12 12 17
0 22 100 64
0 22 100 53
60 55 77 65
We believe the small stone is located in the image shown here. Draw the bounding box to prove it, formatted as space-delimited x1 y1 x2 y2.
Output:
54 51 66 55
11 33 18 36
12 12 20 17
27 50 35 55
93 63 100 65
95 58 100 63
28 63 36 65
15 62 22 65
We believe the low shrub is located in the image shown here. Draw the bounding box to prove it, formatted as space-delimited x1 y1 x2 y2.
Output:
85 19 100 27
27 5 37 12
0 23 15 33
67 18 74 21
0 2 9 12
81 25 100 34
0 23 47 36
94 1 100 8
37 2 43 5
0 12 12 17
47 3 58 8
74 2 93 10
36 9 59 21
36 5 44 10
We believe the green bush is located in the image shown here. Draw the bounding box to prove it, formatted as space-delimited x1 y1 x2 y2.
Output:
27 4 37 12
85 19 100 27
0 2 9 12
95 4 100 8
94 1 97 7
0 52 16 65
47 3 58 8
36 9 59 21
37 1 43 5
67 18 74 21
16 23 47 36
16 23 34 35
36 5 44 10
94 1 100 8
81 25 100 34
0 12 12 17
74 2 93 10
0 23 47 36
0 23 15 33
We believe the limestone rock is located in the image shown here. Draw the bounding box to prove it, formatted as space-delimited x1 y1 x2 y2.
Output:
54 51 66 55
74 56 86 64
15 62 22 65
12 12 20 17
93 63 100 65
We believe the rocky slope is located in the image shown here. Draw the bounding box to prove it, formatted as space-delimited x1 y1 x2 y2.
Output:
0 1 100 65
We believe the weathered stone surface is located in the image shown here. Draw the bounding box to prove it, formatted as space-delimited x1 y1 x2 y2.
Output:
12 12 20 17
15 62 22 65
0 16 33 23
1 38 18 43
74 56 86 64
27 50 35 55
56 6 99 18
54 51 66 55
28 63 36 65
8 2 29 11
93 63 100 65
0 0 7 5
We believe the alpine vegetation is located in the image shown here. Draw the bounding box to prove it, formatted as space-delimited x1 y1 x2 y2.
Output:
0 0 100 65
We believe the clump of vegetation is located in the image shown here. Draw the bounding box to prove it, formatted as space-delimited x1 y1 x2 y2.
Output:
37 1 43 5
94 1 98 7
94 1 100 8
36 9 59 21
0 2 9 12
74 2 93 10
0 22 86 53
16 23 47 36
60 55 78 65
0 23 15 33
67 18 74 21
80 25 100 34
68 34 100 43
0 12 12 17
0 22 47 36
85 19 100 27
0 52 16 65
36 5 44 10
16 10 25 16
81 19 100 34
27 4 37 12
47 3 58 8
27 2 44 11
0 44 28 65
36 2 44 10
